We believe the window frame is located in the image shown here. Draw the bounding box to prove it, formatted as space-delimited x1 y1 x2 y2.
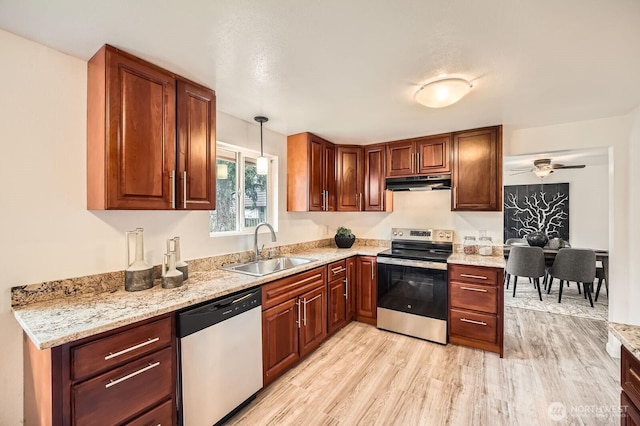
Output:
210 141 278 237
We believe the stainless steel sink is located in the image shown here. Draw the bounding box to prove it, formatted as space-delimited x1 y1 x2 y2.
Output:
221 257 316 277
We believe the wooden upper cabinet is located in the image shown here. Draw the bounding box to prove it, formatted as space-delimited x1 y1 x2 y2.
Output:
364 144 392 212
336 146 363 211
287 132 336 211
176 80 216 210
386 134 450 177
415 134 450 174
451 126 502 211
87 45 216 210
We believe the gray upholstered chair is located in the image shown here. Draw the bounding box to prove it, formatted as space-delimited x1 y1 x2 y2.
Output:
504 238 530 288
595 266 608 301
505 246 545 301
546 248 596 307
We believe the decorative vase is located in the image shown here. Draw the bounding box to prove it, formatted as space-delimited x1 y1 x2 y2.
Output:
335 234 355 249
526 231 549 248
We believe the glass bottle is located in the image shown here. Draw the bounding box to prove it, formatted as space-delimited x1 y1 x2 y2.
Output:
463 236 477 255
478 236 493 256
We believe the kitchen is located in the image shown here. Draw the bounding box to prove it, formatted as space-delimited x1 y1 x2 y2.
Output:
1 1 640 425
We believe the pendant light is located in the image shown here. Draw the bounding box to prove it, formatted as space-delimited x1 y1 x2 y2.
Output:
255 116 269 175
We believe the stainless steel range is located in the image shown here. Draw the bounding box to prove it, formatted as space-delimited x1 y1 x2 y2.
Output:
377 228 454 344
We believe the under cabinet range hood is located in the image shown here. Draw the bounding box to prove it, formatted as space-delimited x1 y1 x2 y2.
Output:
385 174 452 191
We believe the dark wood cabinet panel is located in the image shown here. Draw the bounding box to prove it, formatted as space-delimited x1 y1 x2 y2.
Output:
87 44 216 211
299 285 328 357
287 132 336 211
363 144 392 212
328 278 346 335
336 146 363 211
415 135 450 174
386 141 414 177
346 257 357 321
451 126 502 211
356 256 377 325
622 391 640 426
262 298 300 385
176 79 216 210
448 264 503 357
125 399 173 426
262 267 326 310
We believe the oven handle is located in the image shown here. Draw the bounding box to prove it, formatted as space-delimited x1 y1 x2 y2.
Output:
376 256 447 271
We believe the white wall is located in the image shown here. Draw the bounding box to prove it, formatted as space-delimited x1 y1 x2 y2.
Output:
627 106 640 325
503 165 609 249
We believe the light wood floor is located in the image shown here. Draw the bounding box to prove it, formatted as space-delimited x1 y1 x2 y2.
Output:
228 307 619 426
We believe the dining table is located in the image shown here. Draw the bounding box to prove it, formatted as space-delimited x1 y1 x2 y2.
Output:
503 246 610 290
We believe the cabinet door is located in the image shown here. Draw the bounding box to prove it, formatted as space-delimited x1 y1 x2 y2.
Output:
324 142 337 211
262 299 300 385
415 134 450 174
622 392 640 426
327 278 346 335
336 146 363 211
176 80 216 210
364 144 390 212
451 126 502 211
299 285 327 357
308 136 324 211
356 256 377 324
346 257 357 321
386 141 414 177
103 48 176 209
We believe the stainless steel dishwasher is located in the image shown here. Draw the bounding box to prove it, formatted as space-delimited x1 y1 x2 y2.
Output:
177 287 263 425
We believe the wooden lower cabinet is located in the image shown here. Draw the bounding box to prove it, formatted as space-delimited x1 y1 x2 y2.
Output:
356 256 377 325
261 266 327 386
621 345 640 425
23 314 176 425
327 258 359 336
448 263 503 357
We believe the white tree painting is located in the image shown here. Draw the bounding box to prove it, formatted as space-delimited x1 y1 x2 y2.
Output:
503 183 570 240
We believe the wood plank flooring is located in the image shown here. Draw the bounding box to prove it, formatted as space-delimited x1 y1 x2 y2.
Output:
227 307 619 426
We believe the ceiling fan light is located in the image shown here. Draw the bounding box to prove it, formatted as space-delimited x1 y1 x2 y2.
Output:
534 169 553 177
414 78 472 108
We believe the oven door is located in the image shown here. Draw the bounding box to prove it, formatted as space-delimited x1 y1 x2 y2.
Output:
376 257 448 320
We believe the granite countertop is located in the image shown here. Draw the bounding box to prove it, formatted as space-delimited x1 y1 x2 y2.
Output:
609 322 640 359
13 246 384 350
447 252 506 269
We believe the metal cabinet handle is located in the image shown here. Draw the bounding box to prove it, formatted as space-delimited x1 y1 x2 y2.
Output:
170 170 176 209
460 318 487 326
453 186 457 208
332 267 346 275
460 274 488 280
104 337 160 361
302 298 307 326
359 193 363 211
296 300 301 328
105 362 160 388
183 171 187 208
460 286 488 293
344 277 348 299
411 153 415 173
416 152 421 172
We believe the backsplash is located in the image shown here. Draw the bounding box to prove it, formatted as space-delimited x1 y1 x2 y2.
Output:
11 237 390 308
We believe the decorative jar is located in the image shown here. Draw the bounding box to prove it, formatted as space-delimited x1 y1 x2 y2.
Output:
478 236 493 256
463 236 478 255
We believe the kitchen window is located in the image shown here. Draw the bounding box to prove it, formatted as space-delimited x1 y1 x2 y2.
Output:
209 142 278 235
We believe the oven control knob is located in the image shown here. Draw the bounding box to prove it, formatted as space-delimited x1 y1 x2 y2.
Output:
398 231 403 236
392 231 397 236
438 232 445 238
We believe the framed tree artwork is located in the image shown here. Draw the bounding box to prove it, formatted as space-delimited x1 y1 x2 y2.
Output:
503 183 569 241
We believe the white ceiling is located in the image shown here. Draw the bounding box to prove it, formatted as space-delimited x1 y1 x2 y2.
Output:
1 0 639 144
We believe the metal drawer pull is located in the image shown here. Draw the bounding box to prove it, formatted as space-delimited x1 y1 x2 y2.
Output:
170 170 176 209
344 278 348 299
460 286 488 293
460 273 488 280
296 300 301 329
105 361 160 388
183 171 187 208
104 337 160 361
460 318 487 326
332 267 346 274
303 298 307 326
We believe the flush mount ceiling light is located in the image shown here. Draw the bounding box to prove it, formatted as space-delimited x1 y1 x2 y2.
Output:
414 78 473 108
254 116 269 175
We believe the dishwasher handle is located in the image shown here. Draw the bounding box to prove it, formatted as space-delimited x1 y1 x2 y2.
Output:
177 288 262 338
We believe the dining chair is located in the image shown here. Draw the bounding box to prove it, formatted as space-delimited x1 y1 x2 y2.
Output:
595 265 608 301
506 246 545 301
504 238 529 288
546 248 596 307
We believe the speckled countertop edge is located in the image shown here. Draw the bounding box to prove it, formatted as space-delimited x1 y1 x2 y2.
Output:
609 323 640 359
13 247 385 350
447 253 506 269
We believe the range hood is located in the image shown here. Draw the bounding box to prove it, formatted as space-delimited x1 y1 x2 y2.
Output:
385 174 452 191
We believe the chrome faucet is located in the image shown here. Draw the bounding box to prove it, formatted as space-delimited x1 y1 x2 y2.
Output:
254 223 277 261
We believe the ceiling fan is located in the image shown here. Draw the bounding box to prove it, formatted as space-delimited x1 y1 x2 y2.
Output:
510 158 586 177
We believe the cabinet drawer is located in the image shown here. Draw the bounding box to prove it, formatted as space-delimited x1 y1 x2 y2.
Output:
450 309 497 343
327 260 347 281
71 316 172 381
622 345 640 410
450 282 497 313
125 399 173 426
449 264 499 286
73 347 173 425
262 266 326 310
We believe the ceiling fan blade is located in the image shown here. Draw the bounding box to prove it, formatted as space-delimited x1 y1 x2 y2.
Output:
510 167 534 172
556 164 586 169
509 171 532 176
